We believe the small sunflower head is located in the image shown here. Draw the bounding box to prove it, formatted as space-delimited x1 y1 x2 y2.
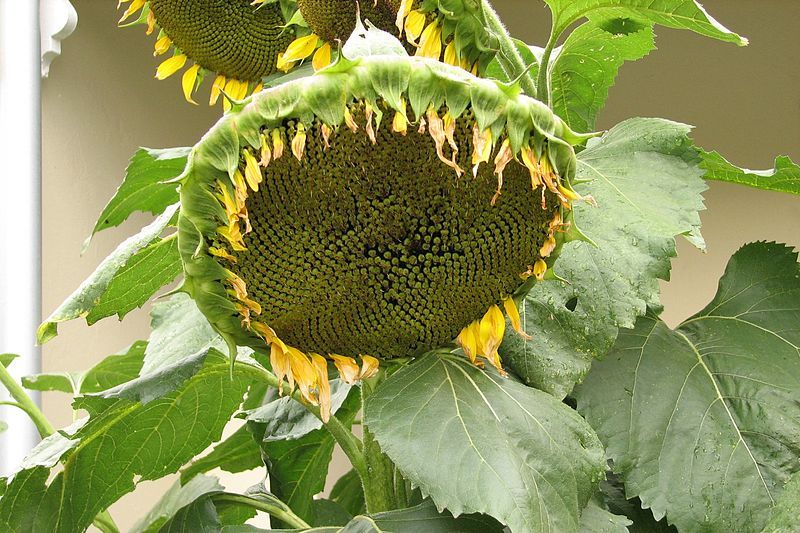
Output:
179 55 590 416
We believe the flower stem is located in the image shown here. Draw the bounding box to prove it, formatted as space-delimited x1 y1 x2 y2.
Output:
212 493 310 529
481 0 537 96
536 27 558 106
0 359 120 533
359 373 401 514
236 360 369 482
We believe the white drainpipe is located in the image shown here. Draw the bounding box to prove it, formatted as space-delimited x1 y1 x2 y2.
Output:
0 0 76 477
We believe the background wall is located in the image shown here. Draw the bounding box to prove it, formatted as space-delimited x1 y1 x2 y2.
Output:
36 0 799 529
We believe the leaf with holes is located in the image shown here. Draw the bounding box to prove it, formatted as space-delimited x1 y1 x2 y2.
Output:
501 118 707 398
575 242 800 532
702 151 800 196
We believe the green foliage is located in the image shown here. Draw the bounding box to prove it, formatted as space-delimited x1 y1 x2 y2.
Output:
0 351 254 532
253 387 362 526
22 340 146 394
364 353 606 532
549 19 654 133
501 118 706 397
543 0 747 46
763 473 800 533
702 151 800 196
575 242 800 532
88 147 187 239
37 204 180 343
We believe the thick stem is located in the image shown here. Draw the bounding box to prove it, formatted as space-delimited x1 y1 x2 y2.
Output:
359 373 401 513
536 27 558 105
0 361 120 533
481 1 537 96
213 494 310 529
0 362 54 438
236 361 369 482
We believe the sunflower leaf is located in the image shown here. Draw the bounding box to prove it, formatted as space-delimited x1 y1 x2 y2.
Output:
330 469 366 517
501 118 706 398
37 204 180 344
364 354 606 532
701 151 800 195
549 19 655 134
22 340 146 394
544 0 747 46
0 350 254 533
88 147 188 240
574 242 800 532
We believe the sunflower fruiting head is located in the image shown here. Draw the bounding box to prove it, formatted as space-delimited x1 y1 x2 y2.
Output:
179 55 587 419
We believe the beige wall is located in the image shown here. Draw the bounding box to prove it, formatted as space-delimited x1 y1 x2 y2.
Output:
39 0 798 529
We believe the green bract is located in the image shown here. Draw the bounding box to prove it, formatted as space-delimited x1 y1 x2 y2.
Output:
177 54 590 360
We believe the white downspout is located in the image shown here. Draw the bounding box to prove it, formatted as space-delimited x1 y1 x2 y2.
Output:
0 0 75 477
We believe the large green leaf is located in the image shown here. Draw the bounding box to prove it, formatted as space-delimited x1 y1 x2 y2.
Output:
254 387 362 526
0 350 254 532
550 19 655 134
702 151 800 196
329 470 366 517
88 147 187 240
575 242 800 532
364 353 606 533
543 0 746 46
37 204 180 344
501 118 706 397
22 340 146 394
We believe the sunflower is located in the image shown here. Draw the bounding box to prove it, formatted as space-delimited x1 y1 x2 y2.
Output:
177 54 589 420
118 0 296 109
276 0 494 74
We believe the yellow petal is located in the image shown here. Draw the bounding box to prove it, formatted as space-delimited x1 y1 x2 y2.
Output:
217 223 246 251
491 139 514 206
478 305 505 363
243 150 262 192
311 354 333 422
396 0 413 33
282 34 320 63
471 126 493 177
272 130 285 159
181 64 201 104
540 236 557 258
533 258 547 280
270 342 292 394
405 10 426 42
276 52 293 73
313 42 332 71
252 82 263 94
291 123 307 161
287 348 318 404
119 0 145 23
259 133 272 167
153 36 172 56
359 355 380 380
444 41 458 66
457 321 480 364
503 297 531 339
155 54 187 80
146 10 156 35
208 246 237 262
343 108 359 133
416 21 442 60
209 75 226 105
392 99 408 136
330 355 360 385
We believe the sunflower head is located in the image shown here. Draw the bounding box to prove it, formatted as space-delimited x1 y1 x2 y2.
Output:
178 54 590 417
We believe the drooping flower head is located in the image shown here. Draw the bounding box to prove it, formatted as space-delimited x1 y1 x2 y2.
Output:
177 53 591 419
118 0 499 107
